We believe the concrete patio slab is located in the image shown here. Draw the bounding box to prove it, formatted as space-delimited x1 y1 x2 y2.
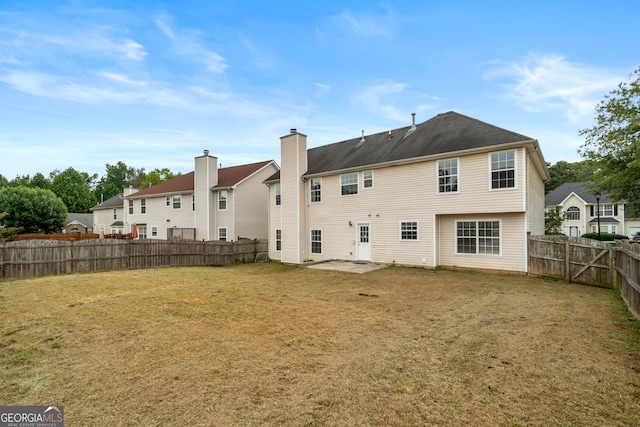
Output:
304 260 388 274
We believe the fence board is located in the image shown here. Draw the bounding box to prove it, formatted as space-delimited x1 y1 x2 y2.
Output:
613 241 640 319
0 239 267 280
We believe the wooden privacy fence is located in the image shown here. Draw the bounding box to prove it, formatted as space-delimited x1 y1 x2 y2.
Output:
612 240 640 319
0 238 268 280
528 235 613 287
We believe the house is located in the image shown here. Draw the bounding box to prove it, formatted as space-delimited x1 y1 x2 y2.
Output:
91 188 138 235
545 181 640 237
124 151 279 240
64 213 93 234
264 111 550 273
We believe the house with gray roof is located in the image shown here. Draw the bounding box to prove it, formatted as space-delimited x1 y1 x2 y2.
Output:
545 181 640 237
265 111 550 273
64 213 94 235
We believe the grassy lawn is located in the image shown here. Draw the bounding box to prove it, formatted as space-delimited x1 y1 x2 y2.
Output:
1 263 639 426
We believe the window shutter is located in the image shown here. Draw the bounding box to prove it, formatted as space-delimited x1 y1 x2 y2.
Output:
590 205 594 216
614 205 618 216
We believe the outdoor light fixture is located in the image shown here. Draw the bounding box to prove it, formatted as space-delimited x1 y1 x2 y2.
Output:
595 191 601 240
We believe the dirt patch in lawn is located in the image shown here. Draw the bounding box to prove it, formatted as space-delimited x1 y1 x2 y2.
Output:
1 264 639 426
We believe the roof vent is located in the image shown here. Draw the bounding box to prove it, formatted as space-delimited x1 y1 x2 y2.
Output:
410 112 417 131
204 149 209 156
290 128 297 134
360 130 365 143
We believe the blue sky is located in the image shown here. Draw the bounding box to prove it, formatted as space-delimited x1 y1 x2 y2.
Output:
0 0 638 179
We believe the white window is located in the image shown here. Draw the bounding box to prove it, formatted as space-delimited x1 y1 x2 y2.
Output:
341 173 358 195
113 208 118 220
166 196 171 207
140 199 146 214
310 178 321 203
219 190 227 210
591 224 617 234
151 226 158 237
219 227 227 241
400 221 418 240
363 170 373 189
275 184 281 206
275 229 282 251
438 159 458 193
138 225 147 239
597 204 614 216
456 220 500 255
128 200 133 215
311 229 322 254
490 151 515 189
172 195 181 209
566 206 580 220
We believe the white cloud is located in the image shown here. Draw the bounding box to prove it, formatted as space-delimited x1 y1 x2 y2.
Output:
315 82 331 97
332 8 394 37
353 80 437 122
484 53 623 123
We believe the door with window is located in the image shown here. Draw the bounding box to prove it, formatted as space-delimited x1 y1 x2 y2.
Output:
357 224 371 261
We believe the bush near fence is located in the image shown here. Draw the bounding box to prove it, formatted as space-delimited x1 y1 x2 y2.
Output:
0 239 268 280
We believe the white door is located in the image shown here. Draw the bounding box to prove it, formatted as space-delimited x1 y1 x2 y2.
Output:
357 224 371 261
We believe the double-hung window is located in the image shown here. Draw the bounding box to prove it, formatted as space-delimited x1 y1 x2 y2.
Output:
219 190 227 210
275 184 281 206
310 178 321 203
128 200 133 215
219 227 227 241
341 173 358 195
311 229 322 254
172 195 181 209
456 220 500 255
363 170 373 189
166 196 171 207
140 199 146 214
113 208 118 220
490 151 515 189
275 229 282 251
400 221 418 240
438 159 458 193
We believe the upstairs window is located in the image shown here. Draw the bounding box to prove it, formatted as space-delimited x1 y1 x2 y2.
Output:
310 178 321 203
128 200 133 215
140 199 146 214
166 196 171 207
566 206 580 220
363 170 373 189
490 151 515 189
438 159 458 193
275 184 281 206
172 195 181 209
341 173 358 195
113 208 118 220
219 190 227 210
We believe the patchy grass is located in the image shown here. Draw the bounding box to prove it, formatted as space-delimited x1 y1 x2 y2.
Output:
1 263 639 426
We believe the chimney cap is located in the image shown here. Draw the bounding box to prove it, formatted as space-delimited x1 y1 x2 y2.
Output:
290 128 297 134
203 149 209 156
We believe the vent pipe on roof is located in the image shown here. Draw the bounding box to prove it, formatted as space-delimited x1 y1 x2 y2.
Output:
361 130 365 143
204 149 209 156
290 128 297 134
410 112 416 131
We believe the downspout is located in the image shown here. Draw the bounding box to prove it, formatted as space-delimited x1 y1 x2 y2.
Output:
523 146 529 273
206 156 210 240
296 134 301 264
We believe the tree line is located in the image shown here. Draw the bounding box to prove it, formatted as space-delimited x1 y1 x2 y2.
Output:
0 162 179 236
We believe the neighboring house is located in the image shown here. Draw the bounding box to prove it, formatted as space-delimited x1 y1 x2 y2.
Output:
124 151 279 240
265 111 549 273
545 181 640 237
64 213 93 234
91 188 138 235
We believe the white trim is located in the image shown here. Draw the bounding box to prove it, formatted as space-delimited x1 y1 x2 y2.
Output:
310 228 322 255
399 220 419 241
362 170 374 189
340 172 359 196
488 149 518 192
454 219 502 256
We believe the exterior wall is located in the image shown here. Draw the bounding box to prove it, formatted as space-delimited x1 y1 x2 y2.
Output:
437 213 527 272
300 148 536 270
559 194 587 236
234 163 279 240
93 207 123 234
126 192 195 239
280 131 308 263
526 150 546 236
194 152 218 240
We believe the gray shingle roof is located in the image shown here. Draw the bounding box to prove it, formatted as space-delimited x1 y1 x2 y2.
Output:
545 181 611 206
66 213 93 227
91 193 124 211
265 111 539 182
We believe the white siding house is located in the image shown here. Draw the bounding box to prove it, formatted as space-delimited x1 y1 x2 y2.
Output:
265 111 549 273
122 151 278 240
545 181 640 238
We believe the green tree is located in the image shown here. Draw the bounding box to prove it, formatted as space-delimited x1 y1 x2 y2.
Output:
50 167 97 213
545 209 568 235
0 212 21 239
579 66 640 214
30 172 52 190
139 168 181 189
0 174 7 187
94 162 146 201
0 187 67 233
546 160 597 194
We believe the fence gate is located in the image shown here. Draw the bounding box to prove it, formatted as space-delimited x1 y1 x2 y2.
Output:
528 235 613 287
